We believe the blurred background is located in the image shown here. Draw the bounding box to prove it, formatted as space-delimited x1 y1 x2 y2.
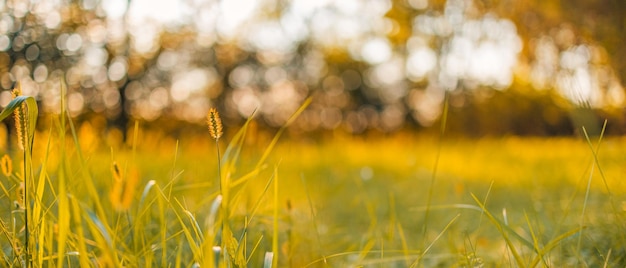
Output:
0 0 625 138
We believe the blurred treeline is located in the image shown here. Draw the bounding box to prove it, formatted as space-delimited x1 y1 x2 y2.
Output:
0 0 624 138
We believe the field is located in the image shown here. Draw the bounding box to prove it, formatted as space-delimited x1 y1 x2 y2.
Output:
0 97 625 267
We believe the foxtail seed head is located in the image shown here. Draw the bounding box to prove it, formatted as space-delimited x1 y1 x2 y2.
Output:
16 181 24 209
11 87 27 151
109 162 139 211
111 162 122 182
207 108 223 140
1 154 12 177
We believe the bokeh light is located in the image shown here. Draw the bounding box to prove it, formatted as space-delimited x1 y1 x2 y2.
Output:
0 0 621 135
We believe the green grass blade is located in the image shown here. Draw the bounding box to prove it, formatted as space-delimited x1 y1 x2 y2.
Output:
234 172 275 259
603 248 612 268
69 195 92 267
272 165 279 268
206 194 222 234
56 79 69 268
411 213 460 267
581 122 610 196
300 174 327 265
524 211 547 267
256 97 311 170
64 91 108 222
138 180 156 211
154 186 203 264
471 193 527 267
32 128 52 267
221 110 255 177
83 205 120 266
422 91 449 244
246 235 264 264
581 122 625 238
177 200 204 245
529 226 584 267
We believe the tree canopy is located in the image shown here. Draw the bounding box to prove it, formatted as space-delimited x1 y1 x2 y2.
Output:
0 0 624 135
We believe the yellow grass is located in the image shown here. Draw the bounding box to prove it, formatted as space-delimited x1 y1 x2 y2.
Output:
0 97 625 266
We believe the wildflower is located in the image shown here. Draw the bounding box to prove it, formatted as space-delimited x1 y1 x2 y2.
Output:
1 154 12 176
207 108 223 140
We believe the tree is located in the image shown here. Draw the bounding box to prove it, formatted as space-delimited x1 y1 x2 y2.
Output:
0 0 624 137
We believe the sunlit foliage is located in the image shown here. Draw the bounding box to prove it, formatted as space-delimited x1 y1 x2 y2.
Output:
0 0 624 135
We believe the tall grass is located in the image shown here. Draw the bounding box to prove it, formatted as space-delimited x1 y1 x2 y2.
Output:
0 82 313 267
0 81 625 267
0 83 37 267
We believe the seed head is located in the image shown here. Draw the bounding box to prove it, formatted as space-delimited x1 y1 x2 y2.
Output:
16 181 24 209
119 169 139 211
1 154 12 176
207 108 223 140
11 87 27 151
109 162 139 212
111 162 122 182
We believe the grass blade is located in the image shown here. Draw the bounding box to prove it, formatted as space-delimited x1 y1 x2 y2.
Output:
56 79 69 268
272 165 279 268
529 226 584 267
264 252 274 268
69 195 92 267
411 213 461 267
422 91 449 244
471 193 526 267
256 98 311 170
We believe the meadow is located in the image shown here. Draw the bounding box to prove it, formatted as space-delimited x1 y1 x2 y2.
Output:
0 93 625 267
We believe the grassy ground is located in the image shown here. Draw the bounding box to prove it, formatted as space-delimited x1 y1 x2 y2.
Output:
0 96 625 267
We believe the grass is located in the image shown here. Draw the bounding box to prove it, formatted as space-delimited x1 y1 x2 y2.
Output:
0 86 625 267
